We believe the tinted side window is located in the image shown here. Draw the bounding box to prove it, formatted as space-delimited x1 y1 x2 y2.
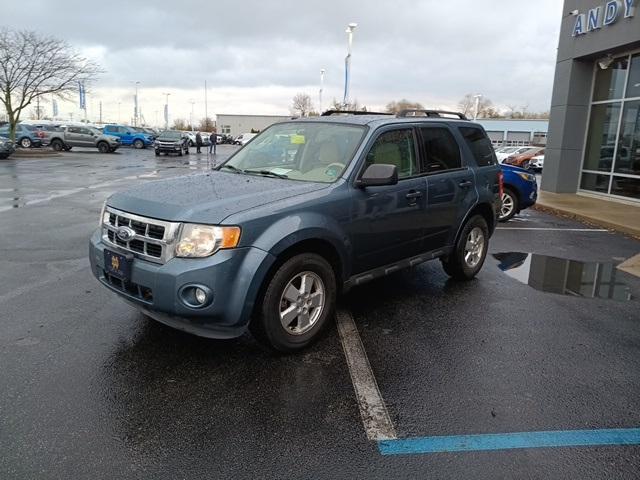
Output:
365 129 418 179
419 127 461 173
459 126 497 167
67 126 80 134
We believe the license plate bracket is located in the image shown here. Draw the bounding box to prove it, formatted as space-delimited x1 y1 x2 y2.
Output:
104 249 133 281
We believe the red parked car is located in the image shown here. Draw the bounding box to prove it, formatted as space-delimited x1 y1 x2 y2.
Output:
503 147 544 169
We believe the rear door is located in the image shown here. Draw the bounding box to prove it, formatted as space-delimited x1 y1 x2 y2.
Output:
350 126 428 273
77 127 95 147
65 126 83 145
419 124 478 250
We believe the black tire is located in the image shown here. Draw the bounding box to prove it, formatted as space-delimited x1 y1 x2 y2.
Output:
498 187 519 222
441 215 489 281
50 139 64 151
133 139 144 149
0 153 8 160
19 137 32 148
154 150 160 156
97 141 110 153
250 253 336 353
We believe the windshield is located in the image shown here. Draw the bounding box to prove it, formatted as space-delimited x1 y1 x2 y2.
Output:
89 127 102 135
158 130 182 140
221 122 366 183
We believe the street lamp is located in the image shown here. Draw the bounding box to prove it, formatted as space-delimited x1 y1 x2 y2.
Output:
319 69 325 114
162 92 171 130
131 81 140 126
189 99 195 131
342 22 358 108
473 94 483 120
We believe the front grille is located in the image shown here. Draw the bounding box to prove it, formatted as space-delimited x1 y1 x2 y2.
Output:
103 270 153 303
102 207 180 264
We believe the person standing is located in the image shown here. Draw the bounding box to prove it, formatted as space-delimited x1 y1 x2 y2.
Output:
195 131 203 153
209 131 217 155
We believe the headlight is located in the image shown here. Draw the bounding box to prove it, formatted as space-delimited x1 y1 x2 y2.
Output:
517 172 536 182
175 224 241 258
99 200 109 227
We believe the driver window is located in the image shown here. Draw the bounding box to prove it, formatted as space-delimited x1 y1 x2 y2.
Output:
365 129 417 179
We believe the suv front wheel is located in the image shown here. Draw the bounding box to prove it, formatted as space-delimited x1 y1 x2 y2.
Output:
251 253 336 352
441 215 489 281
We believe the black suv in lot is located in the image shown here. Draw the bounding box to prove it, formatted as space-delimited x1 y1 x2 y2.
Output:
154 130 190 156
91 110 502 352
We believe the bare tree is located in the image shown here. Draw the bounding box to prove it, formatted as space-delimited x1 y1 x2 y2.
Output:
385 99 424 114
198 117 215 132
290 93 314 117
0 28 101 141
458 93 494 118
172 118 189 131
329 97 367 112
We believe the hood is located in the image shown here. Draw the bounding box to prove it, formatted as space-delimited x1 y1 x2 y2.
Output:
108 171 328 224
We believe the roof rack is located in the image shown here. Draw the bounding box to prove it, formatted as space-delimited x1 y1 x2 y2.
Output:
397 109 468 120
321 110 392 116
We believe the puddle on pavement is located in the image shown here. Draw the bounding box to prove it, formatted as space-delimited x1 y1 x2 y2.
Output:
492 252 633 301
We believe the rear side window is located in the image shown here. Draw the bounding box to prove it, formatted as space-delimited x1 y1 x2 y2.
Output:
419 127 461 173
459 126 497 167
365 129 418 179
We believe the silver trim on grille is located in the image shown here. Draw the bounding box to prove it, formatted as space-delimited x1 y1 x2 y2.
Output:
102 206 181 264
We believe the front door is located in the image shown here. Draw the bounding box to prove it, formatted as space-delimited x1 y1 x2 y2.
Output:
350 127 428 273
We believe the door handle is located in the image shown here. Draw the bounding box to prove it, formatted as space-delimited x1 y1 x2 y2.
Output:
458 180 473 188
405 190 423 200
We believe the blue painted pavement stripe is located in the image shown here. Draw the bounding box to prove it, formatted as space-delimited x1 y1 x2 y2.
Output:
378 428 640 455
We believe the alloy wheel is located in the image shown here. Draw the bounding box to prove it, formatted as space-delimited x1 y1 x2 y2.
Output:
464 227 485 268
279 271 325 335
500 192 515 220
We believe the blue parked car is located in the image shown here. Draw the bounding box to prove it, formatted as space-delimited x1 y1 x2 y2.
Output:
499 163 537 221
103 124 154 149
0 124 43 149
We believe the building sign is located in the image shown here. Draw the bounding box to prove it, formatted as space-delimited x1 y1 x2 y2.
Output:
572 0 636 36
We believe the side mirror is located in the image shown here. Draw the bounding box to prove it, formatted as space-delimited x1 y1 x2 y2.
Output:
357 164 399 187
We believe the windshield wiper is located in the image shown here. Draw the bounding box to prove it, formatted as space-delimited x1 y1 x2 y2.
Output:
219 164 244 174
243 169 288 179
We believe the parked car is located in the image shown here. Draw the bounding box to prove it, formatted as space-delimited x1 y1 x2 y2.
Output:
495 146 531 163
103 124 154 149
234 132 257 145
28 124 64 146
49 125 121 153
90 110 502 352
530 153 544 171
0 124 43 148
154 130 190 156
499 164 537 221
0 135 15 159
503 147 545 169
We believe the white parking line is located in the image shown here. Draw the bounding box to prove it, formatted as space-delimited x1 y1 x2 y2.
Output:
336 309 397 441
496 227 609 232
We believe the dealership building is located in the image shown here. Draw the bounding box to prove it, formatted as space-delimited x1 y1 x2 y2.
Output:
216 114 291 137
542 0 640 203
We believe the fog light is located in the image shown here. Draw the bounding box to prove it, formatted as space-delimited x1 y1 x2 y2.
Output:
195 288 207 305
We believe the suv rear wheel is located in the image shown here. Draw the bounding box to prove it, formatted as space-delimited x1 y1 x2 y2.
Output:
499 188 518 222
441 215 489 281
251 253 336 352
133 139 144 149
20 137 32 148
50 139 64 151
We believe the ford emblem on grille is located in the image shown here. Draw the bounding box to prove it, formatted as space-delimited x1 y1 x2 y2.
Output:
116 226 136 241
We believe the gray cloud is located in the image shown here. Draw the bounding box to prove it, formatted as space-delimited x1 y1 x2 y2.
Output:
4 0 562 118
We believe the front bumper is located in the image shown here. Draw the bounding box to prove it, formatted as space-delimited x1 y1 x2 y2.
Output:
89 230 274 338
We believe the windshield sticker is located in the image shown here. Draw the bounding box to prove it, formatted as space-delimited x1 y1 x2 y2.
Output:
290 134 305 144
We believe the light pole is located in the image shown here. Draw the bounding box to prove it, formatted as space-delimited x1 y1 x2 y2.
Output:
131 81 140 126
473 94 482 120
189 100 195 131
162 92 171 130
342 22 357 108
319 69 325 114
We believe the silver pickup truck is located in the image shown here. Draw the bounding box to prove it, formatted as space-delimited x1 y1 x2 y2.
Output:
49 126 121 153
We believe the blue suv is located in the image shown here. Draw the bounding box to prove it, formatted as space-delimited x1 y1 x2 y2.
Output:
90 110 502 352
499 164 537 221
103 124 154 149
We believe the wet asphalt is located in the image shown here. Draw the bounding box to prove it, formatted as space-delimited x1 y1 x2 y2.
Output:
1 146 640 479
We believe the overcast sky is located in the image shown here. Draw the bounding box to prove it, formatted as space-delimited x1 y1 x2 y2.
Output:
5 0 563 126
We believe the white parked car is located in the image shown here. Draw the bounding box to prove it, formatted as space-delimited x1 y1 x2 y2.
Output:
495 146 533 163
234 132 257 146
530 154 544 171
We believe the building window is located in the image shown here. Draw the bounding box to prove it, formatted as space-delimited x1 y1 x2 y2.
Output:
581 50 640 202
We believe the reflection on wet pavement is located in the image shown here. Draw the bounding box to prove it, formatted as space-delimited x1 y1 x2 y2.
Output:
493 252 633 301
